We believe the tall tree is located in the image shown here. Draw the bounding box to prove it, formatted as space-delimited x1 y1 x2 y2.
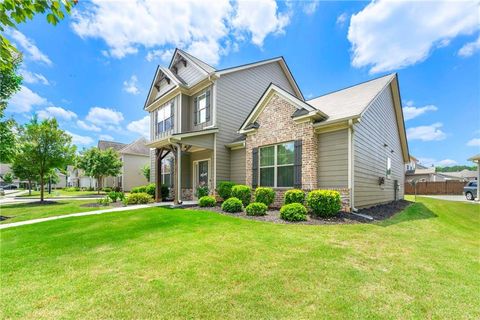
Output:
141 164 150 182
76 147 122 193
11 152 38 195
2 171 14 184
17 117 76 202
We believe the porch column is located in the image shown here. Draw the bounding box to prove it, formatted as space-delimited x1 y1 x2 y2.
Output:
175 143 182 204
213 133 217 195
155 148 163 202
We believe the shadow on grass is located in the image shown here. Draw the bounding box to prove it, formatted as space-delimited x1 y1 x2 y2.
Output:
2 201 63 209
377 202 437 227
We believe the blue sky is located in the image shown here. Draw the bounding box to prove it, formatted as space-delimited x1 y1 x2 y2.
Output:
5 0 480 166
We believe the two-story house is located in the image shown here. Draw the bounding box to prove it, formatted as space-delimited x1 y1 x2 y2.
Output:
145 49 409 210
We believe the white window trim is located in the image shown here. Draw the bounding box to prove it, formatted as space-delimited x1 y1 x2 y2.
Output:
259 142 294 188
156 101 174 134
386 156 392 179
196 92 207 125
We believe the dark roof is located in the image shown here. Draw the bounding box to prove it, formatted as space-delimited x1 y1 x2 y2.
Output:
291 108 309 118
245 122 260 130
97 140 127 151
229 135 246 143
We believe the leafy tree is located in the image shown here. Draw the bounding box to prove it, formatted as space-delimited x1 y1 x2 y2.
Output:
141 164 150 182
76 147 122 194
436 165 477 172
17 117 76 202
11 152 38 195
2 171 14 184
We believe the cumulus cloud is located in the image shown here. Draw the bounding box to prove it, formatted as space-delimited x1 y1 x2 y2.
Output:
303 1 319 15
146 48 174 63
467 138 480 147
6 29 52 65
86 107 124 126
407 123 446 141
70 0 291 64
7 86 48 113
37 106 77 121
77 120 101 132
99 134 114 141
19 69 50 85
402 103 438 121
123 75 140 95
66 131 94 145
127 116 150 138
458 35 480 57
336 12 348 27
348 1 479 73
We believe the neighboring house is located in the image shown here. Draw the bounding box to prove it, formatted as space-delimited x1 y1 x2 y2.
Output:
145 49 409 210
67 165 97 189
0 163 20 187
440 169 477 182
405 157 477 182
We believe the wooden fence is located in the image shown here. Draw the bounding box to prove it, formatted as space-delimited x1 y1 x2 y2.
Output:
404 181 465 195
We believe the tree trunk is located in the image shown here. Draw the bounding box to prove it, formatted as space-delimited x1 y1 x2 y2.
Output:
40 176 44 202
28 180 32 196
97 176 102 194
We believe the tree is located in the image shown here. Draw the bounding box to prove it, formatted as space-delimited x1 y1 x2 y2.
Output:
76 147 122 193
141 164 150 182
11 152 38 195
2 171 13 184
17 117 76 202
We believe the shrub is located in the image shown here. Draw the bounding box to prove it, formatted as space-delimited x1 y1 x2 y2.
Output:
306 190 342 217
254 187 275 207
221 197 243 213
284 189 305 205
131 185 147 194
280 203 307 222
217 181 236 200
231 185 251 206
145 183 156 197
245 202 268 216
161 184 169 200
125 192 153 205
196 186 209 198
102 187 112 193
108 191 125 202
87 186 95 191
64 187 80 192
199 196 216 207
97 196 112 206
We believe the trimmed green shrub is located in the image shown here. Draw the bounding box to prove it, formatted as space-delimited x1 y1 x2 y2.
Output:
231 185 251 206
306 190 342 217
217 181 236 200
254 187 275 207
64 187 80 192
196 186 209 198
161 185 169 200
125 192 153 205
284 189 305 205
221 197 243 213
280 203 308 222
97 196 112 206
108 191 125 202
102 187 112 193
131 185 147 194
145 183 155 197
199 195 216 207
245 202 268 216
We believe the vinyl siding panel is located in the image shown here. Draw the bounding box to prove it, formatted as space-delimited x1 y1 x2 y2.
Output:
176 62 204 85
353 85 405 208
121 154 150 191
317 129 348 188
216 62 296 182
230 148 246 184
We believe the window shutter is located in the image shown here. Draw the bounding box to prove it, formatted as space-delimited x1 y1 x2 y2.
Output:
205 90 211 122
170 102 175 130
294 140 302 189
193 96 198 125
252 147 258 188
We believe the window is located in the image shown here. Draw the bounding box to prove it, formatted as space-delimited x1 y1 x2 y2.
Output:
196 93 207 124
161 158 173 187
386 157 392 179
156 102 174 134
259 142 295 188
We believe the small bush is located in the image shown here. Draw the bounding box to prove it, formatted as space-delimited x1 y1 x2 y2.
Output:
125 192 153 205
254 187 275 207
245 202 268 216
196 186 209 198
87 187 95 191
108 191 125 202
284 189 305 205
145 183 156 197
161 184 169 199
231 185 251 206
102 187 112 193
64 187 80 192
97 196 112 206
217 181 236 200
306 190 342 217
131 185 147 194
199 196 216 207
280 203 307 222
221 197 243 213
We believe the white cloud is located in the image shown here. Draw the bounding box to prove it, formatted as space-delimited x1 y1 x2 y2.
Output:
458 35 480 57
348 1 480 73
37 106 77 121
303 1 319 15
403 104 438 121
407 123 446 141
7 29 52 66
146 48 174 62
7 86 48 113
71 0 291 65
77 120 101 132
19 69 50 85
418 158 458 167
127 116 150 138
66 131 94 145
467 138 480 147
123 75 140 95
336 12 348 27
99 134 114 141
86 107 124 126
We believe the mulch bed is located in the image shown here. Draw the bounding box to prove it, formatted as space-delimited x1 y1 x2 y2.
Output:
80 202 124 208
190 200 412 225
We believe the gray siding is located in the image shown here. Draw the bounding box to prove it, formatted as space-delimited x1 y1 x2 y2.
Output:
176 62 204 85
150 149 156 183
215 61 296 182
230 148 246 184
155 78 175 100
353 86 405 208
317 129 348 188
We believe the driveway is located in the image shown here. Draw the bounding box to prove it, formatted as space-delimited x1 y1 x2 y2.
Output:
423 195 479 204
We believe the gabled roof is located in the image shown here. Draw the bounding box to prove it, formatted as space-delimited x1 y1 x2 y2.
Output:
307 73 396 123
173 48 216 74
119 137 150 156
98 140 127 151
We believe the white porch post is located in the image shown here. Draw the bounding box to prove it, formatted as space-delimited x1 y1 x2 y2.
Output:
176 143 182 204
213 133 217 195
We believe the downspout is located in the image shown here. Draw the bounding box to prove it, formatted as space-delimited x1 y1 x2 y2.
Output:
348 119 358 212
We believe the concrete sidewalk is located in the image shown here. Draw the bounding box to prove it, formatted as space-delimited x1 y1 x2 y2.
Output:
0 201 197 229
423 195 480 204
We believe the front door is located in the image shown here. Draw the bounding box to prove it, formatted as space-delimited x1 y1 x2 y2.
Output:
194 159 210 198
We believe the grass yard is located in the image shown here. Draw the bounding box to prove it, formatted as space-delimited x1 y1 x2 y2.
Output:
0 200 111 224
16 190 105 198
1 197 479 319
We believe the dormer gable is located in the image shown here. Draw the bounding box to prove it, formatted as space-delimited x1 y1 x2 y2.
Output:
168 49 215 86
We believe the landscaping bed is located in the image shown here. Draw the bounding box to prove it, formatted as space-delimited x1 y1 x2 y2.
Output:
357 199 411 220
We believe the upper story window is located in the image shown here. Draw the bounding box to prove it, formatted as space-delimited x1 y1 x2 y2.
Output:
155 101 174 135
194 90 211 125
259 142 295 188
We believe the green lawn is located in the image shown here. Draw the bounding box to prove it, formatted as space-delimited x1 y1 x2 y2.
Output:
1 197 479 319
0 200 111 224
16 190 104 198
